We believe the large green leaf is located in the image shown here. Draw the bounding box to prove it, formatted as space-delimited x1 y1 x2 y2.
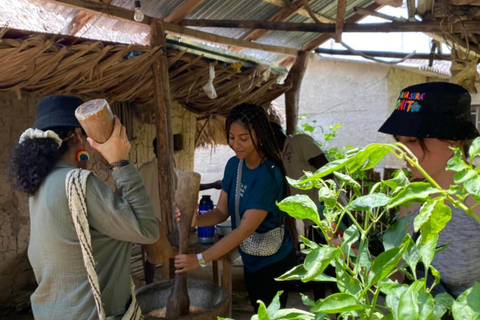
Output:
453 169 477 184
452 282 480 320
414 198 442 232
419 234 438 273
276 264 306 281
433 293 454 320
286 175 314 191
368 246 406 287
383 169 410 190
293 158 351 185
463 171 480 198
346 144 393 173
383 214 410 251
333 171 361 190
277 195 321 226
469 137 480 162
341 225 360 255
387 182 442 209
300 235 319 249
384 283 408 314
419 201 451 245
402 234 420 273
257 300 269 320
266 291 282 318
429 265 441 291
318 187 337 208
446 148 470 172
270 309 314 320
357 240 372 270
347 193 391 211
303 246 340 281
397 280 434 320
311 293 365 314
335 261 361 297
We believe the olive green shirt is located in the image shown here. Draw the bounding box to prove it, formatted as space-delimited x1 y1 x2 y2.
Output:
28 161 159 320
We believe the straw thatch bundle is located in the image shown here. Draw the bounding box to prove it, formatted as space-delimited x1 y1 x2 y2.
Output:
0 35 289 118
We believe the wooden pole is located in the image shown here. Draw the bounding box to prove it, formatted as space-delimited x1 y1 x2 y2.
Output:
284 51 309 136
335 0 347 43
151 19 176 236
180 19 480 33
314 47 450 60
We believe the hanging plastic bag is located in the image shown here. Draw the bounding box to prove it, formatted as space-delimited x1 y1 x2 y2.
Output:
203 64 217 99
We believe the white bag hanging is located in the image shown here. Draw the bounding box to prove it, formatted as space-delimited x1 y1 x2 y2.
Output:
203 64 217 99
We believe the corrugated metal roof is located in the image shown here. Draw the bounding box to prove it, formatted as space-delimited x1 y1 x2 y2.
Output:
1 0 379 63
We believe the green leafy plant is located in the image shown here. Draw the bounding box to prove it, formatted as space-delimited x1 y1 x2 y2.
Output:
220 138 480 320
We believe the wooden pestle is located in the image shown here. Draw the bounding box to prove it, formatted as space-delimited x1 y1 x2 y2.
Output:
75 99 114 143
165 171 201 318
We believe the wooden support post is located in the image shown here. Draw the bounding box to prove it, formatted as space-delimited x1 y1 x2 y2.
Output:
284 50 309 135
335 0 347 43
151 19 176 236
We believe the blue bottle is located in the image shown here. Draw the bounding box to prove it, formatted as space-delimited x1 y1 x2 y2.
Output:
198 195 215 244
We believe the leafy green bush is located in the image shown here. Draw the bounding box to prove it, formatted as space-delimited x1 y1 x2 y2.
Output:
220 138 480 320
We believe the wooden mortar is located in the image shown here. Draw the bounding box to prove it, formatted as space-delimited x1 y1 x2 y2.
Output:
165 171 201 318
75 99 114 143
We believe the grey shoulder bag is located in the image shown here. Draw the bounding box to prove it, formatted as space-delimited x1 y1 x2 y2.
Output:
235 159 284 256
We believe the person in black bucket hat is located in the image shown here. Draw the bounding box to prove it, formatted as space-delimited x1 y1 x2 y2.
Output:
7 95 159 320
379 82 480 302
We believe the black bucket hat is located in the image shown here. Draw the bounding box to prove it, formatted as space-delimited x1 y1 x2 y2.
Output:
33 95 84 130
379 82 479 141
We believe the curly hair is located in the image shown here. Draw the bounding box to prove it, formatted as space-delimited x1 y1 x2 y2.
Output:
8 127 75 195
226 103 298 246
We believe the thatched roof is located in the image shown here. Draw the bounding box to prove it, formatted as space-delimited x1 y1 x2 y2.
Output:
0 30 288 146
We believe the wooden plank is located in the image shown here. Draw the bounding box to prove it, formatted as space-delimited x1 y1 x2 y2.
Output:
230 0 311 53
151 18 176 236
165 22 298 56
261 0 335 23
354 6 405 22
60 10 96 35
180 19 480 33
373 0 402 6
164 0 205 24
44 0 298 56
314 47 450 60
335 0 347 43
284 51 309 135
243 0 309 42
449 0 480 4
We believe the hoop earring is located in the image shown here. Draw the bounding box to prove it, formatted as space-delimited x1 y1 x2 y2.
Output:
76 150 90 162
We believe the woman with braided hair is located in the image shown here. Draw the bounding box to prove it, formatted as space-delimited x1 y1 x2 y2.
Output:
175 103 297 311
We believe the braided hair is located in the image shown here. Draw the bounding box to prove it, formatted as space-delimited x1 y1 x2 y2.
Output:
226 103 298 246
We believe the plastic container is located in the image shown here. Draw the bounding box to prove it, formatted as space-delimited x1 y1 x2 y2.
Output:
198 195 215 244
216 220 232 237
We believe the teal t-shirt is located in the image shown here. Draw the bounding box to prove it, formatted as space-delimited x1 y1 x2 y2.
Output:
221 156 294 272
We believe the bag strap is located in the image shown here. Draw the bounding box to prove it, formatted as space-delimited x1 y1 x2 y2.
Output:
234 159 243 229
66 169 106 320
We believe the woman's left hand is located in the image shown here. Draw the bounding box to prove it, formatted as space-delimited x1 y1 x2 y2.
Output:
174 254 200 273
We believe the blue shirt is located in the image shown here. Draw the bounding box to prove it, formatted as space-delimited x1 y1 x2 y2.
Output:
221 156 294 272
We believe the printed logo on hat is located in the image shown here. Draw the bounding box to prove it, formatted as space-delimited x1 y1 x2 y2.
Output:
395 91 425 113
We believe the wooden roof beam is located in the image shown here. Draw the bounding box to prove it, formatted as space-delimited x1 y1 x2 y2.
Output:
335 0 347 42
60 10 96 35
261 0 335 23
180 19 480 33
230 0 312 53
164 0 205 24
280 2 382 67
41 0 298 56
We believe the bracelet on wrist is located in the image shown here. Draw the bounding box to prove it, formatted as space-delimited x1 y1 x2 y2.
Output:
107 160 130 170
